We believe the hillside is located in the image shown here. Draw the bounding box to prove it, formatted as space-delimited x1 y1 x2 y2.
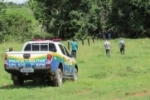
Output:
5 6 51 39
6 7 36 22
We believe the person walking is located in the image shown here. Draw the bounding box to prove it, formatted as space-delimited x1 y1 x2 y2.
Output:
70 39 78 58
104 40 111 57
6 47 13 52
119 38 125 55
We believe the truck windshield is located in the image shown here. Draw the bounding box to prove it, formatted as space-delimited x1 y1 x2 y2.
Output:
24 43 56 52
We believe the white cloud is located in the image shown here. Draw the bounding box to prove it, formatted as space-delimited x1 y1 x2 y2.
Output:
3 0 28 4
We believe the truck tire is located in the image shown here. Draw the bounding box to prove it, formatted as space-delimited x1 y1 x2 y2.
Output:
73 68 78 81
13 79 24 86
53 68 63 86
12 75 24 86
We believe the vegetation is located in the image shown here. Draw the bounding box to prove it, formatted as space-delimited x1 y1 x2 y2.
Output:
0 39 150 100
0 0 150 42
6 7 35 21
0 2 33 42
29 0 150 39
0 1 150 100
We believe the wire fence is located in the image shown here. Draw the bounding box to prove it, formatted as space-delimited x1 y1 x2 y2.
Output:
67 37 104 50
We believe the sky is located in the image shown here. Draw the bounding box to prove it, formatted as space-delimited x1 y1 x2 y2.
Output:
3 0 28 4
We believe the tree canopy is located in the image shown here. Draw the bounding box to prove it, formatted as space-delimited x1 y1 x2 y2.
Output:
29 0 150 39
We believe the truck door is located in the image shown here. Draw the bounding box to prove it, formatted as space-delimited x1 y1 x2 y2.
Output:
63 46 74 74
59 44 72 75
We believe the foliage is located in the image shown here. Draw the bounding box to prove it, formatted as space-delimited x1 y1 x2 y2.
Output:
29 0 150 39
107 0 150 38
28 0 101 39
0 2 6 41
0 2 33 43
1 0 150 42
2 14 33 42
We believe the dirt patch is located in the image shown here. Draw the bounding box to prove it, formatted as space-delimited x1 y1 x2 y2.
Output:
125 90 150 97
112 90 149 100
75 89 90 95
112 98 124 100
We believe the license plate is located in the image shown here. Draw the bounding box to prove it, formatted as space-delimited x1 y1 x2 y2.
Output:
20 68 34 73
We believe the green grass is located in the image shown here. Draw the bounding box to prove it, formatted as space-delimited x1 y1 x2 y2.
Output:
6 7 36 23
0 39 150 100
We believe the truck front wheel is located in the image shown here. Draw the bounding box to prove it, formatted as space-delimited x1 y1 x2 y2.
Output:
53 68 63 86
73 68 78 81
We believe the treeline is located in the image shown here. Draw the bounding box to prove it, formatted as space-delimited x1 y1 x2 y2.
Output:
4 1 28 8
28 0 150 39
0 0 150 43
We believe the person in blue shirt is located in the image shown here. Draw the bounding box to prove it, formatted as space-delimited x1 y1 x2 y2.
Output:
119 38 125 55
70 39 78 58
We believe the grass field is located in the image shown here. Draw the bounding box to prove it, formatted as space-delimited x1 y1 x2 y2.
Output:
0 38 150 100
6 7 36 23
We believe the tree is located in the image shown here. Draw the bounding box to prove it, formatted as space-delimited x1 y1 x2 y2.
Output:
29 0 101 39
29 0 150 39
0 2 33 42
108 0 150 38
2 14 33 42
0 2 6 41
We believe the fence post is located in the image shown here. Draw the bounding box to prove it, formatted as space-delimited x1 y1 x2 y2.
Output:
92 37 94 43
68 40 70 50
81 38 84 45
97 35 99 42
3 39 5 44
87 37 90 46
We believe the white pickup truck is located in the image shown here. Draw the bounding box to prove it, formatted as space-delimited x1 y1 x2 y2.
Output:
4 40 78 86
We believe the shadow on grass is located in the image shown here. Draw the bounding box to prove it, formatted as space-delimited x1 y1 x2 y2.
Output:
0 81 54 89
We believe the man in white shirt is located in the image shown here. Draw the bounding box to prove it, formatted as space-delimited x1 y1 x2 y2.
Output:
104 40 111 57
119 38 125 55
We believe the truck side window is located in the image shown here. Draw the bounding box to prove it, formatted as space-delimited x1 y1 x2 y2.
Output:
24 44 31 51
59 44 65 55
41 43 48 51
49 43 56 52
63 46 71 57
32 43 39 51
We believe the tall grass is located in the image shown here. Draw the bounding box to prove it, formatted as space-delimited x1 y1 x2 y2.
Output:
0 39 150 100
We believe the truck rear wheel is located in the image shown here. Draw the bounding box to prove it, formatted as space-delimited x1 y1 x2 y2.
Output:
13 79 24 86
11 74 24 86
53 68 63 86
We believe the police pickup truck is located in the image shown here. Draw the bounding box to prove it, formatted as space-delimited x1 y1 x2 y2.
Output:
4 40 78 86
